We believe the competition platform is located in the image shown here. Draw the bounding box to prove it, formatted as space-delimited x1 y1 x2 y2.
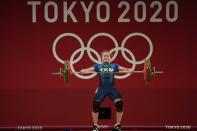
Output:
0 125 196 130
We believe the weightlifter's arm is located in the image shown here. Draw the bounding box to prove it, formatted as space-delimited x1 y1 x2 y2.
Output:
118 66 132 72
80 67 95 74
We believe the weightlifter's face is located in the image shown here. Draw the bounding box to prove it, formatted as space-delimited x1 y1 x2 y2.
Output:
101 52 111 63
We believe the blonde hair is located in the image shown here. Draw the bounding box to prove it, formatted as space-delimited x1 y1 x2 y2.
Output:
100 50 112 57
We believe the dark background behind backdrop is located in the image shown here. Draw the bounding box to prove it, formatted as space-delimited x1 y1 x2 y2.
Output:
0 0 197 127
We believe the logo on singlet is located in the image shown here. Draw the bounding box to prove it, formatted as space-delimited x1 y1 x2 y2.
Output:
99 64 114 79
99 68 114 72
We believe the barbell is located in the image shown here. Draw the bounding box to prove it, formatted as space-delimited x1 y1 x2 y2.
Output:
51 59 163 84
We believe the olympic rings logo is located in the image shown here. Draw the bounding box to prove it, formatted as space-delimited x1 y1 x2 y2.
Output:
52 32 153 79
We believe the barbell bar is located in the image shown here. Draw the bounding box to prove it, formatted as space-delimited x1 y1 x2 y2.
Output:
51 59 163 84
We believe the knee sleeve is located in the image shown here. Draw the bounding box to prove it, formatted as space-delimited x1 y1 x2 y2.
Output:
115 100 123 112
93 100 100 113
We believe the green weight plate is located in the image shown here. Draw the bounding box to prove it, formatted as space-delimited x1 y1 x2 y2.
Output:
147 59 152 83
63 60 69 84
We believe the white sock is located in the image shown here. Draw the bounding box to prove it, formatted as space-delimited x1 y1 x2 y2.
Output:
115 123 120 126
94 124 98 127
